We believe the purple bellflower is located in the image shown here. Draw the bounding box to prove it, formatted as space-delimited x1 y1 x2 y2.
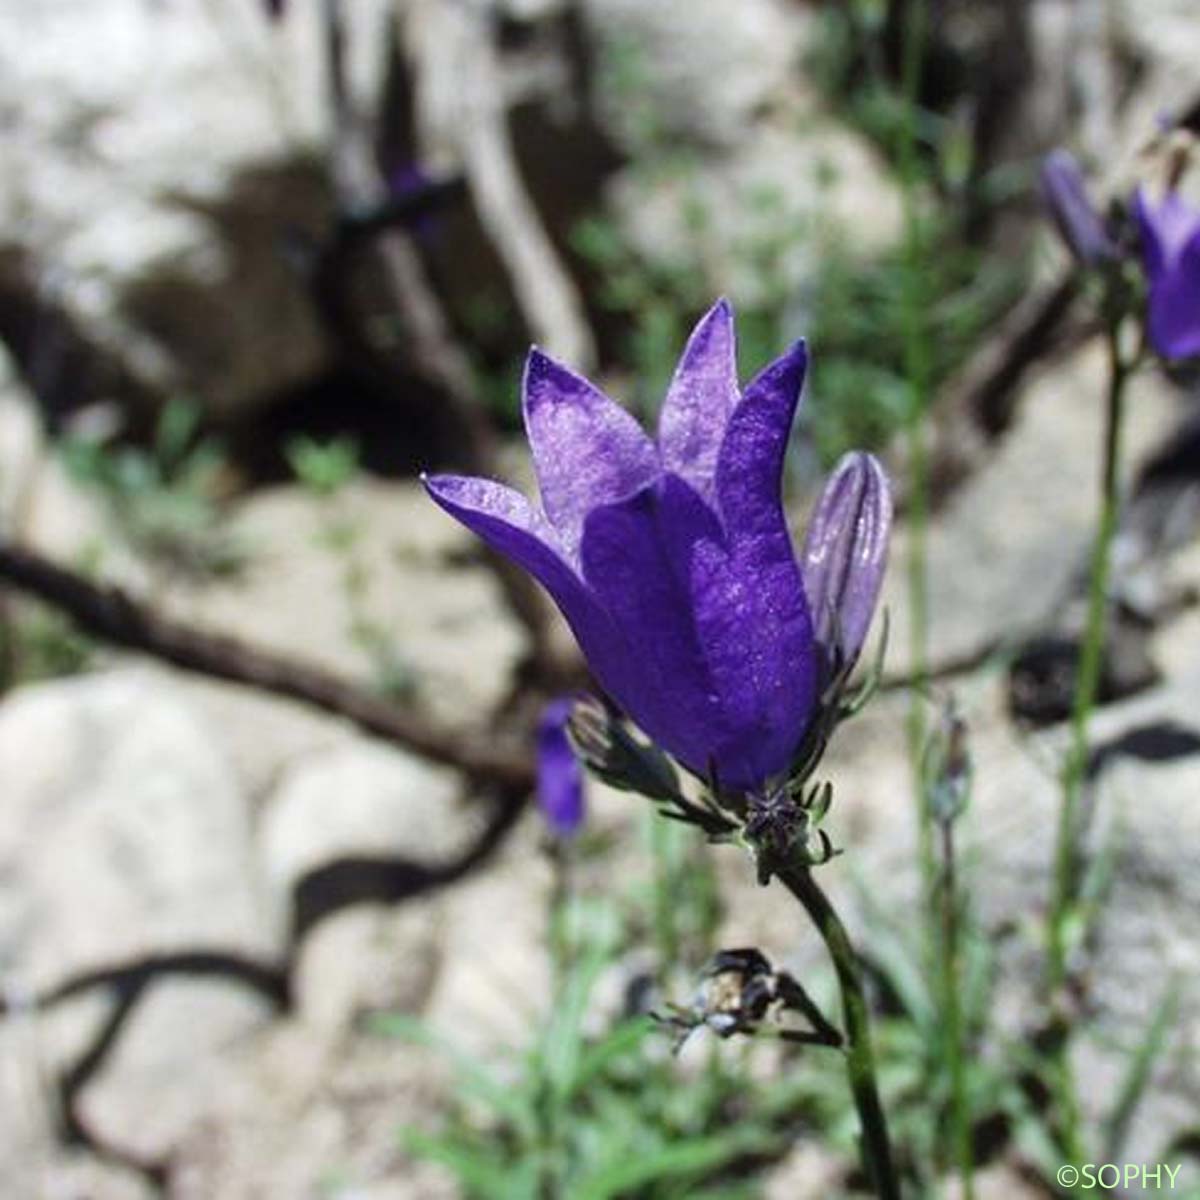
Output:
424 300 891 794
1134 186 1200 360
536 697 586 838
1039 150 1118 267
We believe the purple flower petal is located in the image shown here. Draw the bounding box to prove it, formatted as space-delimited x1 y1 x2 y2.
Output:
537 697 585 837
801 451 892 674
421 473 634 703
1135 187 1200 273
522 349 659 561
709 339 817 780
579 465 814 790
715 339 808 541
1147 228 1200 360
657 298 739 501
1135 189 1200 361
580 474 731 781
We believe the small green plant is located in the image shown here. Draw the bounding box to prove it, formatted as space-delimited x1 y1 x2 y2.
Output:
285 434 361 498
61 397 244 580
0 603 94 690
572 193 1020 469
378 848 826 1200
805 226 1024 465
284 440 418 703
348 614 419 703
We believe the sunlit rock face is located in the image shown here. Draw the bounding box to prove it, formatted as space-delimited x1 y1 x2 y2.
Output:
0 0 391 420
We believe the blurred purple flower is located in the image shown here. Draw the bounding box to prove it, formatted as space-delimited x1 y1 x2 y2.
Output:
424 300 891 792
263 0 286 21
1039 150 1118 266
1135 187 1200 360
537 697 585 837
388 163 441 241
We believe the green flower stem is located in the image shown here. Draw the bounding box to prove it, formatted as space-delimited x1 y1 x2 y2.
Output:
778 864 900 1200
1047 322 1131 1155
939 819 974 1199
895 0 936 905
649 811 680 972
547 839 572 990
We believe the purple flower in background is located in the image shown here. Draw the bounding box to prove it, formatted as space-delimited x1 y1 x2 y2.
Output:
1135 187 1200 360
424 300 891 792
388 163 441 242
1039 150 1118 267
537 698 585 837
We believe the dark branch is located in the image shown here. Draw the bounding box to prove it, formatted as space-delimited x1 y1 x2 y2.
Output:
0 541 535 790
312 0 561 678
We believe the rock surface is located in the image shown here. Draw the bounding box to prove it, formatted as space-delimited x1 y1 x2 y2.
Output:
880 341 1182 677
581 0 806 152
260 741 479 1029
164 480 528 730
0 669 275 991
0 0 390 418
591 0 902 325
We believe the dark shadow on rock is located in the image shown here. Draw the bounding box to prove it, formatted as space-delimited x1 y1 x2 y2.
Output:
1006 620 1160 727
7 784 527 1188
0 951 291 1191
288 782 526 947
223 362 459 484
1085 720 1200 782
117 158 332 423
0 245 163 432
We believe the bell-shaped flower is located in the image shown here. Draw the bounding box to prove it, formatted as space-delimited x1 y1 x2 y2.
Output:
1134 186 1200 360
1039 150 1118 267
424 300 891 792
536 697 586 838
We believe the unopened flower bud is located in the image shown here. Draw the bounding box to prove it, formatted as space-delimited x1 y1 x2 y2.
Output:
801 451 892 679
567 695 681 802
1040 150 1118 267
922 699 972 826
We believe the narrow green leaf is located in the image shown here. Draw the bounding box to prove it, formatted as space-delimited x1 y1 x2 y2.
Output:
567 1016 656 1100
402 1129 538 1199
572 1128 779 1200
371 1013 536 1138
1103 977 1181 1161
539 939 611 1102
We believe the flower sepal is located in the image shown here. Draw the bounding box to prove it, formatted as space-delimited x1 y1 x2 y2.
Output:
782 608 890 794
567 695 739 839
742 778 841 887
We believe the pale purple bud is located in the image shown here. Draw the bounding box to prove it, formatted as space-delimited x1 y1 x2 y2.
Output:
1040 149 1118 266
536 697 585 838
801 451 892 676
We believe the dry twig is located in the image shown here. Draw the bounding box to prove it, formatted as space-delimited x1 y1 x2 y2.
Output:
0 541 535 789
